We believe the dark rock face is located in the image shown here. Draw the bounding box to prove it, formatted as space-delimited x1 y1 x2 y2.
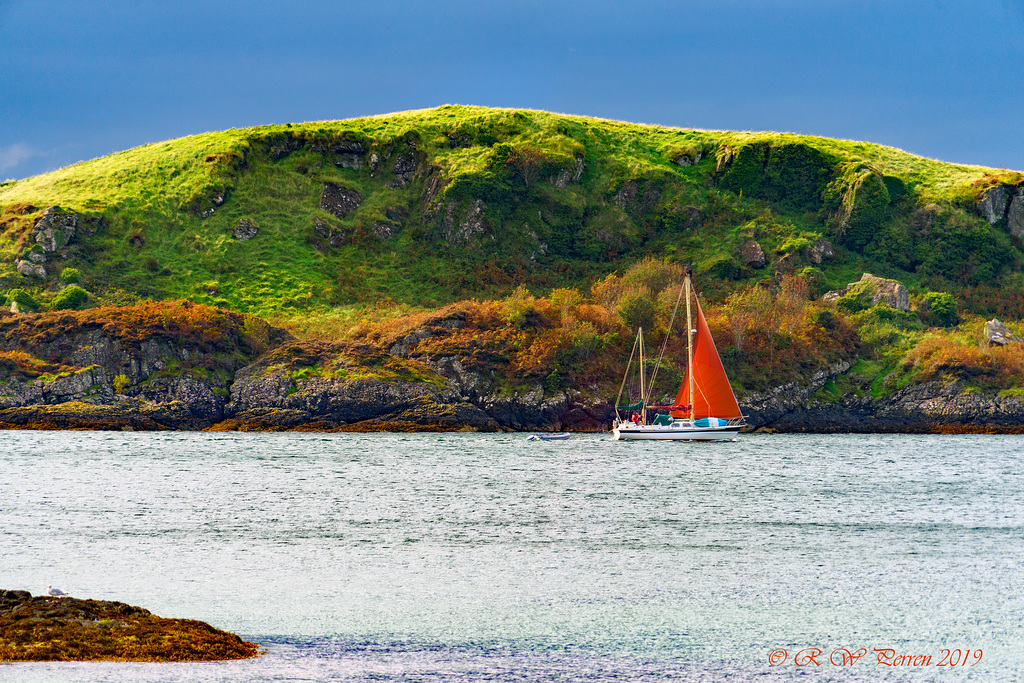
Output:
329 140 366 170
233 218 259 241
388 153 419 188
0 310 264 429
319 183 363 220
756 381 1024 434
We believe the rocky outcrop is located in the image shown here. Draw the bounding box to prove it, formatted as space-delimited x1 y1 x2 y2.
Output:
977 184 1013 223
328 140 366 170
741 360 853 427
809 239 834 264
312 216 346 247
319 183 362 219
756 380 1024 434
0 589 260 661
387 152 419 188
1010 188 1024 239
441 199 487 244
739 239 766 268
32 207 77 252
823 273 909 312
977 183 1024 238
0 304 272 429
985 318 1022 347
4 304 1024 434
232 218 258 241
552 157 586 188
15 260 46 279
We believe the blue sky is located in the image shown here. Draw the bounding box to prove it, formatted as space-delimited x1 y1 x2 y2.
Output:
2 0 1023 180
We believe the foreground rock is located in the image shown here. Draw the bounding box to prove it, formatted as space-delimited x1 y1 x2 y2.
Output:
0 589 260 662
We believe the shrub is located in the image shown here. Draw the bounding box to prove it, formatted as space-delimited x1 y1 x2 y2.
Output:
59 267 81 283
6 288 40 311
815 308 838 330
51 285 89 311
617 289 657 332
112 373 130 394
916 291 959 327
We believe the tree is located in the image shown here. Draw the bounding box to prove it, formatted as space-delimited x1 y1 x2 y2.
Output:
506 145 545 187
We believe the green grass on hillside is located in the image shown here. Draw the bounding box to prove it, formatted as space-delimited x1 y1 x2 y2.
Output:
2 105 1023 321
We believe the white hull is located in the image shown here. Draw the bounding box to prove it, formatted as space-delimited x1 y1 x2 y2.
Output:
612 422 739 441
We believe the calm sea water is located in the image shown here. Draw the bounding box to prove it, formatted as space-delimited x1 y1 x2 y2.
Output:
1 431 1022 682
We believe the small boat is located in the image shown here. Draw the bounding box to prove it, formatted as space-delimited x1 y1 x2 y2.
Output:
527 433 572 440
612 269 744 441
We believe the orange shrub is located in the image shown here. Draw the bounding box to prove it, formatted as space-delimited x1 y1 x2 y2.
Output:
904 335 992 379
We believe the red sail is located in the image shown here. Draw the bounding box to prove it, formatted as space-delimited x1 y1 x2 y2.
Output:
670 297 743 420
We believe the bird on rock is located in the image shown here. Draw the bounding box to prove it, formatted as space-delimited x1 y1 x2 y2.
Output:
46 585 70 598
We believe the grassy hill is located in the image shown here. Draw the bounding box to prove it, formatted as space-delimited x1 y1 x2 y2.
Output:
3 105 1024 411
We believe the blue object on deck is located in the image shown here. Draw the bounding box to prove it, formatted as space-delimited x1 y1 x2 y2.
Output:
694 417 727 427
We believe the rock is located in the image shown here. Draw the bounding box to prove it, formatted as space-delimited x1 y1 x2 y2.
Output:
319 183 362 219
985 318 1022 347
312 216 346 247
824 273 909 312
808 239 834 264
387 153 418 188
1009 187 1024 239
977 184 1012 223
233 218 258 241
15 260 46 279
441 199 487 244
28 251 46 264
674 150 702 167
739 239 766 268
32 207 77 252
552 158 586 188
0 591 261 661
373 221 399 239
329 140 366 170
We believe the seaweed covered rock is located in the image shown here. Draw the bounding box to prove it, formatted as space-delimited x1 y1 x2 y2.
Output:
0 590 261 662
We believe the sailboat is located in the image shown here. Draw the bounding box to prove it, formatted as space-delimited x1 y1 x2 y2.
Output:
612 271 745 441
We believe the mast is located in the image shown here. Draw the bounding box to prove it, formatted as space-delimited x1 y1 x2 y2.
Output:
685 274 694 422
638 327 645 424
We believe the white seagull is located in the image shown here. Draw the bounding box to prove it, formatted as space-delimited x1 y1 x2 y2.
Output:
46 585 70 598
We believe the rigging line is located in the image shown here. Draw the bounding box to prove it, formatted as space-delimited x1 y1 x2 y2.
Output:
615 330 641 416
645 281 685 405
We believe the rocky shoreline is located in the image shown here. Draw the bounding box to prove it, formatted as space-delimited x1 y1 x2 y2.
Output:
0 590 261 662
3 304 1024 434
